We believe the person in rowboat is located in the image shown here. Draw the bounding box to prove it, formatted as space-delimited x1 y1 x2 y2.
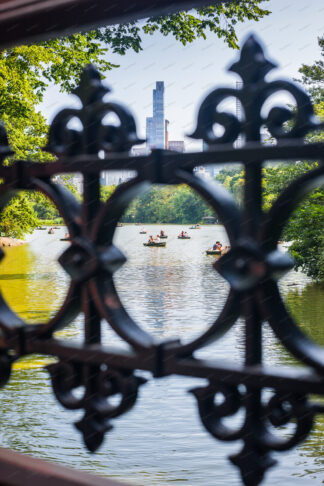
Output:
155 234 160 242
213 241 222 251
149 235 154 243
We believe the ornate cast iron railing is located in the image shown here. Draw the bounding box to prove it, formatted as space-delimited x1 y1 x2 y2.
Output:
0 35 323 486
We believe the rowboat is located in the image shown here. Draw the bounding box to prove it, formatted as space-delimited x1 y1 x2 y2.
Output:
60 238 71 241
36 227 46 230
143 242 166 247
189 225 200 229
159 235 168 239
206 249 221 255
140 231 147 234
178 235 191 239
48 229 54 234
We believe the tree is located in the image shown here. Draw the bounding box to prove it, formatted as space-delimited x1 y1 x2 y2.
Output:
216 168 244 206
298 35 324 103
1 1 271 161
286 189 324 282
0 193 38 239
215 158 324 283
0 1 270 238
100 183 214 223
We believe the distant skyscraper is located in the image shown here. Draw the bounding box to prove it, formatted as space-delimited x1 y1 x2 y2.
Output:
235 81 243 148
202 137 224 176
165 119 169 149
131 147 147 157
146 117 154 152
168 140 184 152
146 81 165 150
100 170 135 186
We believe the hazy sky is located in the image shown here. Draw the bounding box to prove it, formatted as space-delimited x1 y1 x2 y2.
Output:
40 0 324 151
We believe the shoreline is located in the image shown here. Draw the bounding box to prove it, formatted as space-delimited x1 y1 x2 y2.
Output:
0 237 26 247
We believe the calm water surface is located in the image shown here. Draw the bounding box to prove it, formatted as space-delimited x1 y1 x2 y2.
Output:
0 225 323 485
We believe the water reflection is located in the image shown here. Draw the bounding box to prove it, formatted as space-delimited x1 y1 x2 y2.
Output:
0 228 70 323
285 282 324 346
0 225 323 485
113 224 229 343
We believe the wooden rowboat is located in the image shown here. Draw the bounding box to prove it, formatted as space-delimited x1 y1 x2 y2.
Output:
159 235 168 239
60 238 71 241
143 242 166 247
178 235 191 239
206 249 221 255
140 231 147 234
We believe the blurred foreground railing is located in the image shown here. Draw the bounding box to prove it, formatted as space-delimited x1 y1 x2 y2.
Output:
0 448 126 486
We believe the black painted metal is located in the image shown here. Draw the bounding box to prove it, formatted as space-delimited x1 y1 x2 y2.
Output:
0 34 323 485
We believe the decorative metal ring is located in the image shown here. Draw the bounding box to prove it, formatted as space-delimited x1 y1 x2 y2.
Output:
259 164 324 373
91 168 242 355
260 164 324 252
0 178 82 342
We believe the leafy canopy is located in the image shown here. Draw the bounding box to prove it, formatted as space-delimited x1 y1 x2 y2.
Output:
0 1 270 238
299 35 324 103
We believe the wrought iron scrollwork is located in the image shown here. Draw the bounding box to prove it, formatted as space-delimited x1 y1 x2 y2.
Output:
190 34 322 145
0 33 323 486
46 64 144 156
47 360 146 451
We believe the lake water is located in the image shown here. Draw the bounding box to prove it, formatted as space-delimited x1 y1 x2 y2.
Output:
0 225 323 485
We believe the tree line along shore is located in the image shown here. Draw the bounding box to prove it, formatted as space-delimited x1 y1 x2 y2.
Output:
0 162 323 283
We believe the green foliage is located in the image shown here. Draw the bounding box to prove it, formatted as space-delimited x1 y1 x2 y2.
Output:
39 218 64 226
215 168 244 205
216 161 324 283
101 185 117 202
287 191 324 282
298 35 324 103
143 1 270 49
262 161 324 282
0 0 270 239
0 193 38 238
101 184 214 224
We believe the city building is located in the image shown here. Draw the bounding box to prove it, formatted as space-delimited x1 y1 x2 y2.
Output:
202 141 224 177
193 166 211 180
168 140 185 152
234 81 244 149
146 81 165 150
131 147 147 157
165 120 169 149
145 117 154 152
100 170 135 186
52 173 83 193
71 174 83 193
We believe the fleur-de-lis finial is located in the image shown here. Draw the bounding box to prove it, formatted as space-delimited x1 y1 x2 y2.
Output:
73 64 110 107
190 34 321 146
229 34 276 84
46 64 143 156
